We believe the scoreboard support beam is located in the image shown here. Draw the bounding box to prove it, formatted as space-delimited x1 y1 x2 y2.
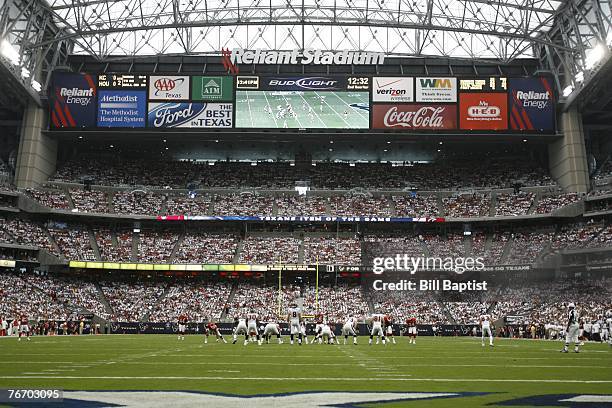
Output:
14 102 57 188
548 107 590 193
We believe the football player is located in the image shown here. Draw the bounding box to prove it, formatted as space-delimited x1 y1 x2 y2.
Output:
287 303 303 345
480 314 494 347
342 316 358 345
561 303 581 353
368 313 386 345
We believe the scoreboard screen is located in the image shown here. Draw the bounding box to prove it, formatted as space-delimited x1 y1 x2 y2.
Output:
459 77 507 92
98 74 148 89
49 71 555 134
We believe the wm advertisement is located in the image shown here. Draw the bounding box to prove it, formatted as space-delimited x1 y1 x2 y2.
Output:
416 77 457 102
148 103 233 128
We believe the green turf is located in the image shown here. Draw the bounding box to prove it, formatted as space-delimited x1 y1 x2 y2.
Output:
0 335 610 407
235 90 369 128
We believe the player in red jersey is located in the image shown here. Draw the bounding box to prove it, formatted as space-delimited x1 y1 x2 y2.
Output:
204 321 227 344
177 314 188 340
18 314 30 341
405 317 417 344
384 315 396 344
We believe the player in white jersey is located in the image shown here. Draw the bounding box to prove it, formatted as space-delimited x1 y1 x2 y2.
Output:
368 314 386 345
263 321 283 344
603 311 611 345
480 314 494 347
247 310 261 346
287 303 303 345
300 322 309 345
561 303 581 353
232 317 249 344
342 316 358 345
319 324 335 344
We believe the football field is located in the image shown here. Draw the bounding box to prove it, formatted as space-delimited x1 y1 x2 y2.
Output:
1 335 611 407
235 90 370 129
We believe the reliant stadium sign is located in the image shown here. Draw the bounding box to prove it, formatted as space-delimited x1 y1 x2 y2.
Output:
222 48 385 73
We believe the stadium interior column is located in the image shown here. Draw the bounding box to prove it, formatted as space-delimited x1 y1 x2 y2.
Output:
14 102 57 188
548 107 589 193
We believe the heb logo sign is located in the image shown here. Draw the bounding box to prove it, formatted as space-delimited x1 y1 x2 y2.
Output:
148 76 189 101
459 93 508 130
372 104 457 130
373 77 414 102
416 77 457 102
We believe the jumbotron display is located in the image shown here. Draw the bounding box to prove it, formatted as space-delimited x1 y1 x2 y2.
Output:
49 72 556 133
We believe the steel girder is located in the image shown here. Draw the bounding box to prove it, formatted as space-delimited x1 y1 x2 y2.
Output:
535 0 612 106
38 0 564 62
0 0 70 101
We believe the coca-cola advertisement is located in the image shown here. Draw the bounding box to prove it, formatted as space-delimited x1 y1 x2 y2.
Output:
372 104 457 130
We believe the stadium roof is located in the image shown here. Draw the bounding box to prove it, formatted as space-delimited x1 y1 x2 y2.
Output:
43 0 565 61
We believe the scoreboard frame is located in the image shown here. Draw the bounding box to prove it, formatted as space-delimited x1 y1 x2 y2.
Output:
48 72 558 135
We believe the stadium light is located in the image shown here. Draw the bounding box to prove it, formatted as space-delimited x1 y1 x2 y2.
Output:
607 31 612 46
575 71 584 83
562 85 574 97
0 39 20 65
21 67 30 79
31 79 42 92
585 44 605 69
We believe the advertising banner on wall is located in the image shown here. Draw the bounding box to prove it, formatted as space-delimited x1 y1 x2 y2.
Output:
509 77 555 132
372 77 414 102
191 76 234 101
259 76 348 91
97 90 147 127
147 103 233 128
416 77 457 102
148 76 190 100
50 72 97 128
372 104 457 130
459 93 508 130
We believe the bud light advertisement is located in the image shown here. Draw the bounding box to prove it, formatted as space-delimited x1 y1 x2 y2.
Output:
260 76 348 91
97 90 147 127
50 72 97 128
148 103 233 128
509 77 555 132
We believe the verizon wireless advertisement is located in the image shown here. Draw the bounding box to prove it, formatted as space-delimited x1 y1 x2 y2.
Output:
372 104 457 130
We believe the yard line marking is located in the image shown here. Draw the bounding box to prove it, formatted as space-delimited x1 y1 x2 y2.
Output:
2 376 611 384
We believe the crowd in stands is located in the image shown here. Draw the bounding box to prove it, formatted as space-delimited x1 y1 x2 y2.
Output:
495 192 535 216
165 194 211 215
371 290 447 324
275 195 329 216
392 194 439 218
303 236 361 265
535 193 581 214
48 225 96 261
443 193 491 217
50 156 556 191
112 191 164 215
229 283 299 320
70 189 108 213
138 231 177 263
100 281 166 321
239 236 300 264
505 230 555 264
211 193 275 217
302 285 370 322
25 188 70 210
423 233 464 259
329 195 392 217
0 218 61 257
148 282 231 322
0 273 74 320
173 232 238 263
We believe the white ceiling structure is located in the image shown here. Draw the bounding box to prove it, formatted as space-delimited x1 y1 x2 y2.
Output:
43 0 565 61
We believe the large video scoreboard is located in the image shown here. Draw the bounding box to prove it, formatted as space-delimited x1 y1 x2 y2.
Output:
50 72 556 133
